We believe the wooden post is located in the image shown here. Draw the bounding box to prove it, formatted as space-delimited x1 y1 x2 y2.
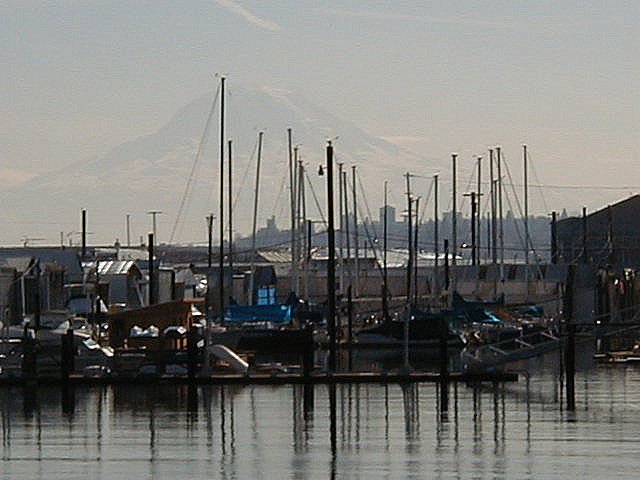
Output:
21 327 37 382
61 328 75 381
302 324 314 378
187 325 199 381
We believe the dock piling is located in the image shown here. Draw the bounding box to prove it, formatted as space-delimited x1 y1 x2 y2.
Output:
61 328 75 381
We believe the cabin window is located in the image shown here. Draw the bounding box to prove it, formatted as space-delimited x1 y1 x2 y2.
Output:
257 286 277 305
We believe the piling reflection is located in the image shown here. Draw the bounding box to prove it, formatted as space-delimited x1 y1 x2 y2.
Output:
401 383 420 441
61 384 75 416
2 352 630 480
329 383 337 480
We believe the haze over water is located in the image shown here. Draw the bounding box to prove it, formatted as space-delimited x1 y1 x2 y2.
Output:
1 348 638 479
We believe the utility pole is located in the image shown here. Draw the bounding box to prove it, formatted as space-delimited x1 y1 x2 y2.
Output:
148 232 155 306
147 210 163 242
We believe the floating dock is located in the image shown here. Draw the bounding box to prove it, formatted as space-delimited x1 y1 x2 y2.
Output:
0 371 517 387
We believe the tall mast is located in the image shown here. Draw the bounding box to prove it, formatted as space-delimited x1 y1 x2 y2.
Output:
413 196 420 306
383 181 388 318
287 128 296 295
352 165 359 298
497 146 504 275
523 144 529 266
434 174 439 300
294 146 301 294
405 172 413 306
228 139 233 271
451 153 457 293
490 148 497 264
218 75 225 318
343 170 351 291
338 162 344 294
298 152 308 298
477 156 482 264
249 132 263 305
326 141 336 372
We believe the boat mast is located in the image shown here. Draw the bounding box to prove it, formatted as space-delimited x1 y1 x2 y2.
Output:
338 162 344 295
477 156 482 264
383 180 389 320
497 146 504 283
294 146 302 295
451 154 457 291
523 144 529 266
326 141 337 373
405 172 413 307
287 128 297 295
490 148 497 264
413 196 420 307
218 76 225 319
433 174 439 301
228 139 233 272
342 170 351 292
249 132 263 306
352 166 359 298
298 151 308 299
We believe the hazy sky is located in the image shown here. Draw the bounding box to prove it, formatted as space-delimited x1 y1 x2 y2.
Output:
2 1 639 220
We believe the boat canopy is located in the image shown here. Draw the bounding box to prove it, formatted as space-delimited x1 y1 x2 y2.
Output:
223 303 293 325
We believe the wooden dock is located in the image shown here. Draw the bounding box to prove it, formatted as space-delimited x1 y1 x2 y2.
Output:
0 371 517 387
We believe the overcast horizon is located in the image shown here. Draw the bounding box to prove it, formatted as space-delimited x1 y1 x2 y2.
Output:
2 1 638 245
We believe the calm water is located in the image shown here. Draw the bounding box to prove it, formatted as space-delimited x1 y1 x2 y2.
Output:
1 350 640 479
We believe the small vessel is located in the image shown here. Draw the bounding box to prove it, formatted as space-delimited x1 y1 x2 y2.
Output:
355 308 465 349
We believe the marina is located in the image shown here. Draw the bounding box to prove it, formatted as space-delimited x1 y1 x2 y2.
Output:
3 2 637 477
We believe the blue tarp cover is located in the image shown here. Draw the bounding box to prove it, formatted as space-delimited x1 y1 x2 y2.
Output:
223 304 293 324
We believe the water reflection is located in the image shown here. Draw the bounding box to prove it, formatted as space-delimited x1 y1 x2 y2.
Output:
1 357 640 479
